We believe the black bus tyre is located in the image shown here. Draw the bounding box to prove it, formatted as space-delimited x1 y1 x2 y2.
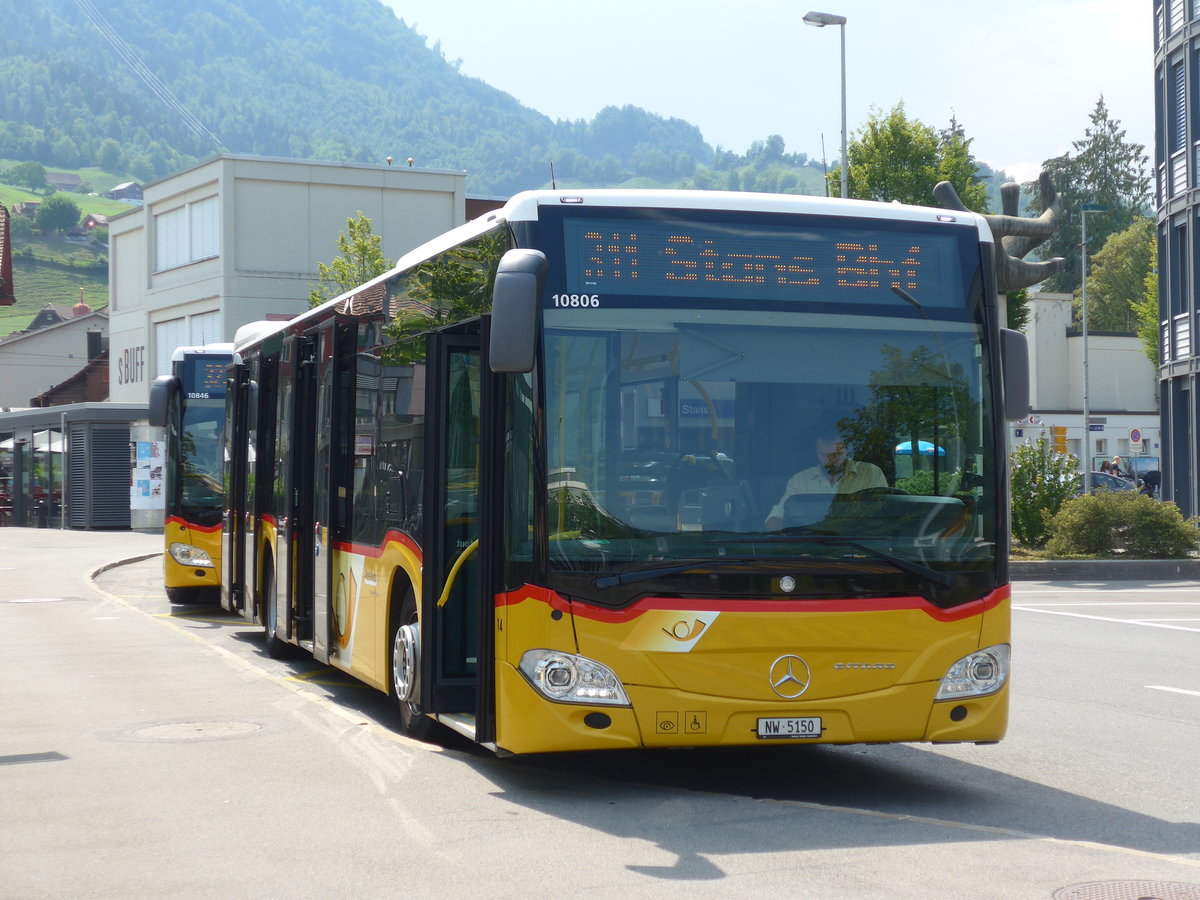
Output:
261 562 290 660
390 588 437 742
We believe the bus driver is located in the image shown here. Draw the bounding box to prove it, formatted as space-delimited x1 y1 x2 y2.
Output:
764 409 887 531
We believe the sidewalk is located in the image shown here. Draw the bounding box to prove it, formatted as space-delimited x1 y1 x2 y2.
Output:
1011 557 1200 581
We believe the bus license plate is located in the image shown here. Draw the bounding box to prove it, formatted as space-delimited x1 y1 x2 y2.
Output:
757 717 822 739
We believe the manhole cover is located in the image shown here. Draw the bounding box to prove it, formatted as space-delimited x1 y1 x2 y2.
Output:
1054 882 1200 900
134 721 263 741
100 719 270 743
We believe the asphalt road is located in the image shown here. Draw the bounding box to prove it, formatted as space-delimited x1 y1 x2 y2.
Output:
2 527 1198 899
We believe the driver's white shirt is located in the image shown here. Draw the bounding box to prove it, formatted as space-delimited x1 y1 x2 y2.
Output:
766 459 888 523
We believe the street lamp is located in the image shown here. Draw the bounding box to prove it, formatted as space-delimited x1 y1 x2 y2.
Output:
1079 202 1107 494
803 10 848 200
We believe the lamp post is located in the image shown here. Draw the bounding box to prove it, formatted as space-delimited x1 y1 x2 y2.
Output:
803 10 848 200
1079 202 1107 493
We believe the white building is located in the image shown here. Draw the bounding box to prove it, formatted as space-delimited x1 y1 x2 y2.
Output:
107 154 467 402
0 309 108 408
1018 291 1160 476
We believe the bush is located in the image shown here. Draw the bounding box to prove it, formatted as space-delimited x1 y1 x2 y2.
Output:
1046 491 1200 558
1010 435 1079 548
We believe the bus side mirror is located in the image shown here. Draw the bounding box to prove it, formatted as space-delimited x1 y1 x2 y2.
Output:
489 249 547 374
148 375 180 427
1000 328 1030 421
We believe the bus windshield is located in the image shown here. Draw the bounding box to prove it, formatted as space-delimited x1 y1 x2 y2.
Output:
173 353 230 521
539 207 995 602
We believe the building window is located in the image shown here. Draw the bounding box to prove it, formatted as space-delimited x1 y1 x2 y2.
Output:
190 310 222 346
154 196 219 272
1171 0 1186 34
1171 59 1187 195
155 318 188 378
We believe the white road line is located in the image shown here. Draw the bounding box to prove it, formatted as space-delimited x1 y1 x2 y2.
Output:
1014 606 1200 633
1014 602 1200 607
1147 685 1200 698
1016 588 1200 595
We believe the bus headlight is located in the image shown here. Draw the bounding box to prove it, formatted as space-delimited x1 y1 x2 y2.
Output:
936 644 1009 700
168 543 215 568
518 649 630 706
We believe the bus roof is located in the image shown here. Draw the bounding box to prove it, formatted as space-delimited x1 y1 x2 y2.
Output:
497 188 993 236
171 343 234 362
233 189 994 353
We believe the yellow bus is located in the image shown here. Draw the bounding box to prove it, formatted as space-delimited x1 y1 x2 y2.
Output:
148 344 233 604
221 190 1026 754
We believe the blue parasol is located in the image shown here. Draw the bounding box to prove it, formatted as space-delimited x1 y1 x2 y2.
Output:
894 440 945 456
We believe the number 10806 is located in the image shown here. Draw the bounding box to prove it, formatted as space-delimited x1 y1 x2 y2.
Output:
551 294 600 308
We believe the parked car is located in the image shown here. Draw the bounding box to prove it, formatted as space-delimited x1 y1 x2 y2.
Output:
1077 471 1139 495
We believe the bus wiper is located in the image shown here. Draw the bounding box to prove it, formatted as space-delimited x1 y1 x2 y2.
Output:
737 533 953 589
592 557 767 589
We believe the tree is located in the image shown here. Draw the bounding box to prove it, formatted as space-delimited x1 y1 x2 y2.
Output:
308 212 394 308
1010 433 1080 548
830 103 987 211
937 115 989 212
97 138 124 171
1006 288 1030 333
33 193 81 234
1132 247 1160 367
1026 97 1151 293
1076 217 1154 334
835 103 939 204
4 160 47 192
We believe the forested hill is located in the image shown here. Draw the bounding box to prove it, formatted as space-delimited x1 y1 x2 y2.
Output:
0 0 738 194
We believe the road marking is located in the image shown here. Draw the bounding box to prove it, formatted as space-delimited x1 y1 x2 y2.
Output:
764 795 1200 872
1014 602 1200 606
1014 606 1200 633
1016 588 1200 595
88 573 414 745
1147 685 1200 698
87 563 1200 874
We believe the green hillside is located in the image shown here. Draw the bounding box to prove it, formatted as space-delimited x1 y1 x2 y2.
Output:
1 174 115 337
0 0 838 196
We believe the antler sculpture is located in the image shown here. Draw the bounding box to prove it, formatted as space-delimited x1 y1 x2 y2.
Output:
933 170 1064 293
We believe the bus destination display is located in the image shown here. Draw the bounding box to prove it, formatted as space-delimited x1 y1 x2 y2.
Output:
183 357 228 399
561 217 962 305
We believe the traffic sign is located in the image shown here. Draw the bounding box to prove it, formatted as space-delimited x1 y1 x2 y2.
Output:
1129 427 1142 444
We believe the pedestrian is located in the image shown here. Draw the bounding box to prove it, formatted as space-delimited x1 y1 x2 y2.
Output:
1110 455 1124 478
1100 460 1111 474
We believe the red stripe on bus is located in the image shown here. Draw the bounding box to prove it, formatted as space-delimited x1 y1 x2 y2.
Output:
164 515 222 534
497 584 1009 623
331 530 422 561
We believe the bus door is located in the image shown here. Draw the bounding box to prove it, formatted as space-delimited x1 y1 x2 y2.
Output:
420 325 502 744
286 321 352 663
285 331 318 648
222 364 250 614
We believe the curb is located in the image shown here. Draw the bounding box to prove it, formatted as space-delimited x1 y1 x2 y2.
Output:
1012 558 1200 581
91 552 161 579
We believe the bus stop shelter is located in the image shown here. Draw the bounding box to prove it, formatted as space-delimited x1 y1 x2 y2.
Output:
0 403 148 529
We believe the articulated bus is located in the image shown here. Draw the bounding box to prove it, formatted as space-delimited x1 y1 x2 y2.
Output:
149 343 234 603
220 190 1029 754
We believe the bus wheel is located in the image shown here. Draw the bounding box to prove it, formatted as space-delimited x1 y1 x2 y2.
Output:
262 562 290 660
391 589 436 741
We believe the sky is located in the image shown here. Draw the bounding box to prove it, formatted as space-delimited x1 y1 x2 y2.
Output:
380 0 1155 184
